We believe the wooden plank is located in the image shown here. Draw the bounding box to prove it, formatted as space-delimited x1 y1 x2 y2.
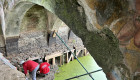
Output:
53 58 55 65
71 55 74 61
84 48 87 56
67 49 75 62
64 49 75 53
60 55 63 65
28 57 40 60
45 52 63 60
62 55 64 65
71 49 75 53
52 58 55 68
71 50 75 61
76 50 81 56
68 54 73 63
66 52 69 63
47 59 49 63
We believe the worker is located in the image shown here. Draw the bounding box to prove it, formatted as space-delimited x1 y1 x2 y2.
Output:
38 58 50 77
20 60 39 80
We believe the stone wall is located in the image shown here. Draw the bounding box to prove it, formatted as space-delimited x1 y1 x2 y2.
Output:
6 36 19 55
3 4 84 67
7 26 84 65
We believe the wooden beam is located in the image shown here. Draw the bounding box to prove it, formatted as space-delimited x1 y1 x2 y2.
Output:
52 58 55 68
71 49 75 61
60 55 63 65
66 52 69 63
68 54 73 63
28 57 40 60
84 48 87 56
71 55 74 61
45 52 63 60
53 58 55 65
71 49 75 53
64 49 75 53
61 55 64 65
76 50 81 57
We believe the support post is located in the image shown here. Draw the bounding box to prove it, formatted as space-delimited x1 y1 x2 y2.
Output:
76 50 81 57
68 54 73 63
60 55 63 65
66 52 69 63
71 50 74 60
52 57 55 68
84 48 87 56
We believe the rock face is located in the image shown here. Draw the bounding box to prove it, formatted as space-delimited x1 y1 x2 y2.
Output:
0 59 25 80
0 0 140 80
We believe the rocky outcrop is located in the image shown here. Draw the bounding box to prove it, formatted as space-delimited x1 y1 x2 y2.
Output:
0 56 25 80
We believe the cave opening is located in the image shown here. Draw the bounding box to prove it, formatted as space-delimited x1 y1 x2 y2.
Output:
1 0 140 80
8 4 107 80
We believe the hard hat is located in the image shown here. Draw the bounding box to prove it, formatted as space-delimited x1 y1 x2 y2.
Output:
20 60 25 65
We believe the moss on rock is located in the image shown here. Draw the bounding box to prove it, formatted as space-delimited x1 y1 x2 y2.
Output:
84 28 123 73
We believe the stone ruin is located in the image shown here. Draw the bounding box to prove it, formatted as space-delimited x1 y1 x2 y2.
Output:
1 0 140 80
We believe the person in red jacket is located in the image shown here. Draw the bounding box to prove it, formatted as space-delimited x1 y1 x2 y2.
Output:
20 60 39 80
39 62 50 76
